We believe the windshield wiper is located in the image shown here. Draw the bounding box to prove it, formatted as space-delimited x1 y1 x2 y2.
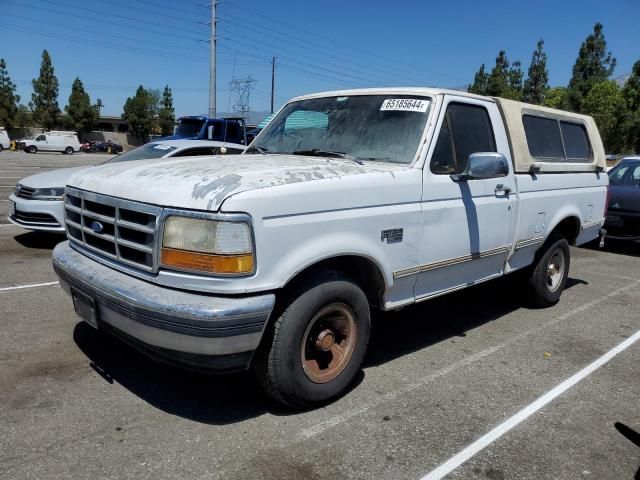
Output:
293 149 364 165
245 146 268 155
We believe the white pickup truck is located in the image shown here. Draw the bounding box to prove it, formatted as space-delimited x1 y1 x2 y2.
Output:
53 88 608 407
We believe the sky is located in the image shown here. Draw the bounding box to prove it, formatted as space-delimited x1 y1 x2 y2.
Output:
1 0 638 120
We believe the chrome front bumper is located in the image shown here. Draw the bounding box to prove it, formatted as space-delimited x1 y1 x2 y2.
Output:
53 242 275 371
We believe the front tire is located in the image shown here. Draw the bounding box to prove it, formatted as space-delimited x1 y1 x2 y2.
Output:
527 234 570 307
27 146 37 154
255 272 371 408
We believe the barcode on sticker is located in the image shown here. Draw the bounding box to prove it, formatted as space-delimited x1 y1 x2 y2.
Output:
380 98 430 113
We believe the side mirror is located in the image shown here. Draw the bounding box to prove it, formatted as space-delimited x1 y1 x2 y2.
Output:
452 152 509 181
207 125 214 140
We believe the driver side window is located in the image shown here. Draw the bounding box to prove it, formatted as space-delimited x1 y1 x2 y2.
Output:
430 102 497 175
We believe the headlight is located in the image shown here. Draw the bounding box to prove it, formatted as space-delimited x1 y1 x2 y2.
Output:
160 216 254 275
30 187 65 200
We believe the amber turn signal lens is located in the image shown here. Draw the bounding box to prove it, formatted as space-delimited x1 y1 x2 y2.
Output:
161 247 254 274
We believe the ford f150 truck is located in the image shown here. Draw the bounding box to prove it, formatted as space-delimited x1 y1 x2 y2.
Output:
53 88 608 408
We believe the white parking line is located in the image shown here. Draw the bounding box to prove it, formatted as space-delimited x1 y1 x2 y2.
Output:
420 328 640 480
298 281 640 441
0 281 59 292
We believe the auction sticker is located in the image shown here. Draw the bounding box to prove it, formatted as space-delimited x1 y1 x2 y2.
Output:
380 98 430 113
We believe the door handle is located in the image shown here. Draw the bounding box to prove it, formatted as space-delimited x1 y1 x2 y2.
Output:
495 184 512 195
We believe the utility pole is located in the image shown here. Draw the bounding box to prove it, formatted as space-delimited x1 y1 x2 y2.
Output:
208 0 217 118
270 56 276 114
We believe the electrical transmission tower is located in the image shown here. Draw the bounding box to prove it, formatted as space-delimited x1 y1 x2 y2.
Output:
229 76 257 119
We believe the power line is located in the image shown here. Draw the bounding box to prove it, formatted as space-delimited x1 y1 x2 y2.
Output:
220 23 425 87
220 13 434 86
18 0 201 35
221 2 467 84
8 1 207 43
0 23 231 63
98 0 208 27
9 14 212 55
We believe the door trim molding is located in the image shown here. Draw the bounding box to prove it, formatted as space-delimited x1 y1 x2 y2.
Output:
393 245 511 279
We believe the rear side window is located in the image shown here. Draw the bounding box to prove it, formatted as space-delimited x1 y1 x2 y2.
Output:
560 122 591 161
431 103 496 174
522 116 564 160
523 115 592 163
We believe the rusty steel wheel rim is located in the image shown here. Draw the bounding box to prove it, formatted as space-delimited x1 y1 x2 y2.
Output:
301 302 358 384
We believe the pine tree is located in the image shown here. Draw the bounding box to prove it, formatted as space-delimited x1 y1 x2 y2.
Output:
487 51 510 97
484 51 523 100
65 77 97 136
122 85 155 141
567 23 616 112
505 60 523 100
31 50 60 130
468 64 489 95
0 59 20 130
522 40 549 105
158 85 175 137
621 60 640 153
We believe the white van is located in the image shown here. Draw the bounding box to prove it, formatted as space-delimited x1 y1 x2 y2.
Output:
0 128 10 151
18 132 80 154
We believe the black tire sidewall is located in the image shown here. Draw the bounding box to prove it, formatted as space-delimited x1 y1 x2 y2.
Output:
531 236 570 305
64 147 73 155
263 275 370 407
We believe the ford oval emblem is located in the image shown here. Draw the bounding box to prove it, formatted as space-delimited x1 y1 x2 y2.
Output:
91 221 104 234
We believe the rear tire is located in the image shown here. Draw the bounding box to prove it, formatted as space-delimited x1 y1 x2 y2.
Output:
254 272 371 409
527 234 570 307
64 146 74 155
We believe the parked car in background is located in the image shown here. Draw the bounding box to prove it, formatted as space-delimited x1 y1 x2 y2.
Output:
88 141 124 154
17 131 80 154
7 139 246 233
0 128 10 151
604 156 640 241
80 141 96 152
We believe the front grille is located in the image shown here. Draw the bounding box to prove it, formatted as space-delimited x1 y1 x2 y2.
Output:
13 210 60 226
17 186 36 199
64 188 161 272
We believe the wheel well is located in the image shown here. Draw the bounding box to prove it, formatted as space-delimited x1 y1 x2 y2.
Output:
282 256 386 309
550 216 581 245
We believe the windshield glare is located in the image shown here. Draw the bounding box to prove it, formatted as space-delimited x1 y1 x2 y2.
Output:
175 119 204 137
251 95 431 164
106 143 177 163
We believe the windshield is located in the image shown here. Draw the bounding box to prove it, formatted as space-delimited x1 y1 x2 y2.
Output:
249 95 431 164
174 118 205 137
105 143 177 163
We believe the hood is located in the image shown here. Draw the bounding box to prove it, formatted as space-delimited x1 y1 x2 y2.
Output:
67 154 404 211
608 183 640 214
20 166 90 189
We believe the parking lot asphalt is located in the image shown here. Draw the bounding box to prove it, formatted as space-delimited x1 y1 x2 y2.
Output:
0 152 639 479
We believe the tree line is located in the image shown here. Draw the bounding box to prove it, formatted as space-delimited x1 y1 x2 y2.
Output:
468 23 639 154
0 50 176 139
